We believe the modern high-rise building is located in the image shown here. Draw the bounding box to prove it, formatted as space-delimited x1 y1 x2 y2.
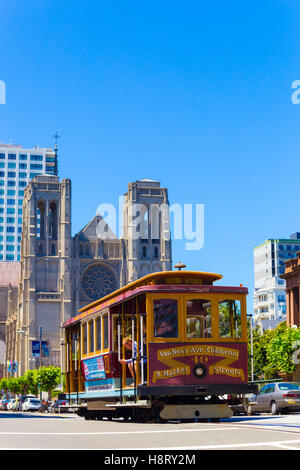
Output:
0 143 57 261
253 233 300 329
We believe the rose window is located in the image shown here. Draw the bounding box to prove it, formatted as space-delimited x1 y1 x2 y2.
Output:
81 264 117 301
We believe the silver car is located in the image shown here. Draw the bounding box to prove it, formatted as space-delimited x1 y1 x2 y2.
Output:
247 382 300 415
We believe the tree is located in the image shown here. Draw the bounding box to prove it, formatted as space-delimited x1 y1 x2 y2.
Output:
266 322 300 375
23 370 39 396
247 322 279 380
7 377 21 396
36 367 61 399
0 378 9 397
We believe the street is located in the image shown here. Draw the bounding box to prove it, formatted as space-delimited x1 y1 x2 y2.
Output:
1 411 300 451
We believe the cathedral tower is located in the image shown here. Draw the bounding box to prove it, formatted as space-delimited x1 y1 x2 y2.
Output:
123 180 172 282
17 176 72 374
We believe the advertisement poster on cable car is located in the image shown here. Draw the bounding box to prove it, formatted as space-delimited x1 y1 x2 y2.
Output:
82 355 106 381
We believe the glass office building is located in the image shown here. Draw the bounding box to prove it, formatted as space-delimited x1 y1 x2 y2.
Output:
253 233 300 329
0 144 57 261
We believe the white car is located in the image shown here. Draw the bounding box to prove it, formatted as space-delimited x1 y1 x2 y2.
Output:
6 399 16 411
21 398 42 412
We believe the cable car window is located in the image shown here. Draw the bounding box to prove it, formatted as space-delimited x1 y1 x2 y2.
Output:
82 323 87 355
88 320 94 354
219 300 242 338
103 314 109 349
96 317 101 351
186 299 211 338
154 299 178 338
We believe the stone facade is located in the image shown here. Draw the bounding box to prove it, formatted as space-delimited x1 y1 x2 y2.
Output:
0 262 20 377
281 252 300 326
6 177 172 376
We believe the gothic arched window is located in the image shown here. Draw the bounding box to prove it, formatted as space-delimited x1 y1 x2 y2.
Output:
49 201 58 240
37 200 45 240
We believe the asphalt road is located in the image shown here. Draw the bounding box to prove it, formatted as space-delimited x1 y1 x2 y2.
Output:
1 411 300 453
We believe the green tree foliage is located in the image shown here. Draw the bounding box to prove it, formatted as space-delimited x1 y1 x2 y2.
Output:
0 367 62 398
247 321 300 379
36 367 61 398
23 370 39 396
7 377 21 396
266 322 300 374
0 378 9 396
247 322 278 380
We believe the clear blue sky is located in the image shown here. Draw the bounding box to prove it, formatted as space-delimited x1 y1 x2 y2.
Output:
1 0 300 311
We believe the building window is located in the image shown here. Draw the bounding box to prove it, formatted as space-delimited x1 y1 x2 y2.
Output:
19 154 27 160
30 163 43 170
8 154 16 160
19 163 27 169
30 154 43 161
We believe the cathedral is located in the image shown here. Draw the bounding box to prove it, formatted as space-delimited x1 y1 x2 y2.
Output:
5 177 172 376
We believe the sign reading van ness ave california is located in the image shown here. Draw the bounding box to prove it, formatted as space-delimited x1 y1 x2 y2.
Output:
149 342 247 385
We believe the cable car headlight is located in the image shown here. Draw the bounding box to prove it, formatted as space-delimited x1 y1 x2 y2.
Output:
193 364 206 378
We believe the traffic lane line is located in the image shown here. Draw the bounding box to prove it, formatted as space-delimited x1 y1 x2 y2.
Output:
163 438 300 450
0 426 300 450
0 426 237 435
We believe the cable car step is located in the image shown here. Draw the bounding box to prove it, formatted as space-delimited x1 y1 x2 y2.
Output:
160 404 233 420
105 400 150 408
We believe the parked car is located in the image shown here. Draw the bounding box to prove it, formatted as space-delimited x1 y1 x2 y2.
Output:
16 395 36 411
21 398 42 412
247 382 300 415
50 399 69 413
6 399 16 411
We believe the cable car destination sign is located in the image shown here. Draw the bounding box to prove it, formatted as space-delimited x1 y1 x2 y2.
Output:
149 342 247 385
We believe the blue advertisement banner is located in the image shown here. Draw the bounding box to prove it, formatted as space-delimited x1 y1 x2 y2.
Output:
32 341 49 357
82 356 106 381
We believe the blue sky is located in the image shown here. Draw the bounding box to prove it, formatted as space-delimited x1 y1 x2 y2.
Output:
1 0 300 311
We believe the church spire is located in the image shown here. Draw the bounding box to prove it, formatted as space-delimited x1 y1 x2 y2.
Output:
52 132 60 176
